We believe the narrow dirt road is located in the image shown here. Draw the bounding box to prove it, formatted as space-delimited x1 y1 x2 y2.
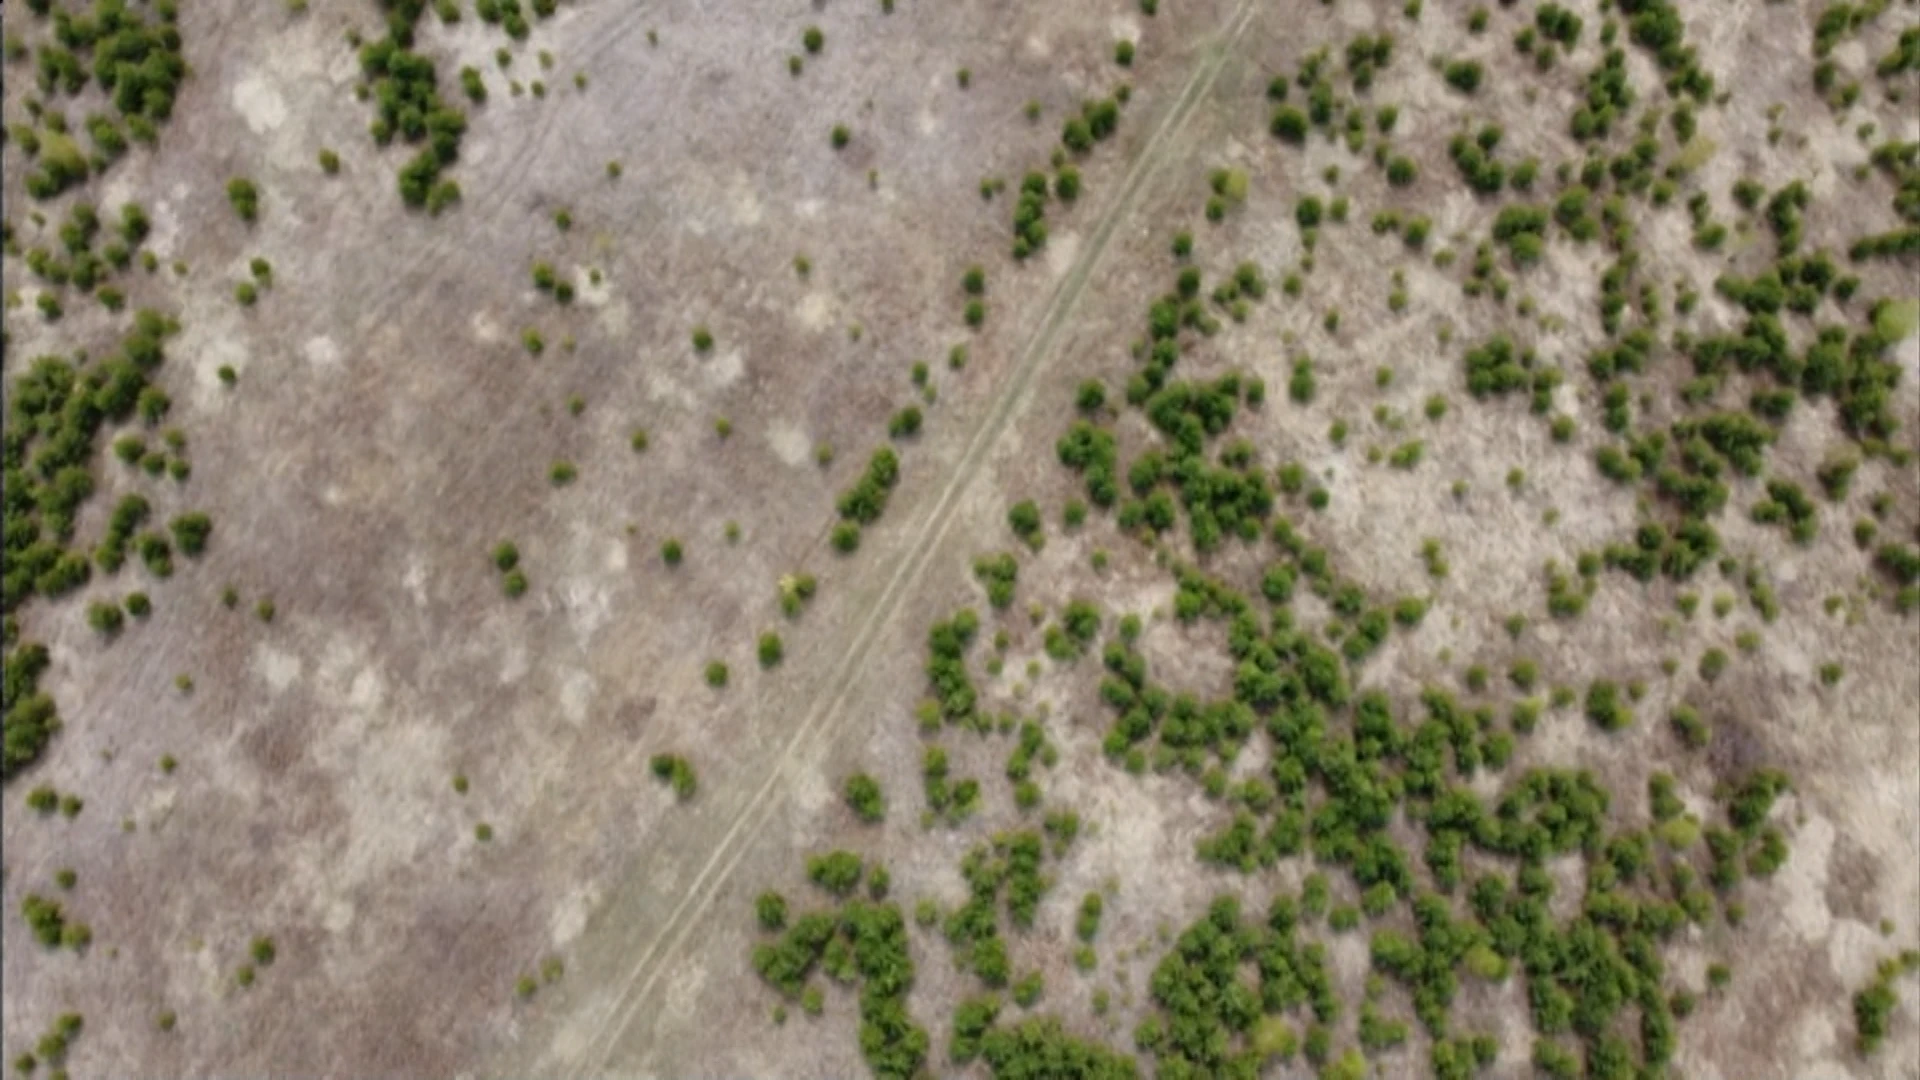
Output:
487 3 1259 1075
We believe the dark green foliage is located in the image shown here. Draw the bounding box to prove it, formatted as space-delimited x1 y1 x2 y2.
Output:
86 599 124 636
836 448 901 527
1582 680 1628 730
648 753 697 800
1462 335 1539 399
1271 106 1308 144
808 850 864 896
357 7 468 211
980 1016 1136 1078
925 609 981 727
492 542 519 572
20 892 69 948
844 773 885 823
1451 133 1508 196
1854 952 1920 1055
973 553 1018 609
756 891 788 931
1007 501 1043 549
752 896 928 1077
226 177 259 221
1443 59 1483 93
1055 420 1120 508
1011 171 1050 258
888 406 922 440
168 511 211 555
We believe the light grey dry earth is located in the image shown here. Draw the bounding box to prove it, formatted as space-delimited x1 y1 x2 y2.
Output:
2 1 1917 1079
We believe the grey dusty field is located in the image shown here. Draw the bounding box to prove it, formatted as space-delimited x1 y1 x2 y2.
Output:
3 1 1918 1079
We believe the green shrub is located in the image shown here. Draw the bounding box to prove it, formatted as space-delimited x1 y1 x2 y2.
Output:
492 542 520 572
649 753 698 799
226 178 259 221
1586 681 1632 730
889 406 923 439
1007 501 1043 549
86 600 124 637
1443 59 1483 94
806 850 864 896
169 513 211 556
1271 106 1308 143
758 632 784 668
844 773 885 823
756 891 788 931
1076 892 1103 941
705 661 728 688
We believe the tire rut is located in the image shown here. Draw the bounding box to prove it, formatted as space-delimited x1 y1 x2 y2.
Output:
517 2 1259 1074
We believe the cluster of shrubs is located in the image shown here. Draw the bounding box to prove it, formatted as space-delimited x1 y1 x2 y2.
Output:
939 830 1052 993
921 743 980 824
832 447 900 552
750 857 928 1078
474 0 559 40
842 773 884 823
1069 504 1798 1070
1010 171 1051 260
1055 420 1119 510
17 200 154 300
20 891 90 951
4 311 188 771
16 0 186 197
357 2 466 212
491 541 528 597
1854 950 1920 1055
972 552 1018 609
648 753 697 800
923 608 980 727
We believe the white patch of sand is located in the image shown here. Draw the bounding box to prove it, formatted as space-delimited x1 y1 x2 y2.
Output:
232 72 288 134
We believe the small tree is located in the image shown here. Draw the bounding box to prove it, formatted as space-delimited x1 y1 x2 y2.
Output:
1008 501 1043 549
226 178 260 222
649 754 697 799
844 772 885 823
806 850 864 896
756 891 788 931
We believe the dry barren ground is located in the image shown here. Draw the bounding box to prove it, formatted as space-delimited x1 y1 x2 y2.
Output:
3 1 1919 1079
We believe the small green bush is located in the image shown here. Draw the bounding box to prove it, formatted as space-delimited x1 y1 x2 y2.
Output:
844 773 885 823
1008 501 1043 549
649 753 698 800
226 178 259 222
